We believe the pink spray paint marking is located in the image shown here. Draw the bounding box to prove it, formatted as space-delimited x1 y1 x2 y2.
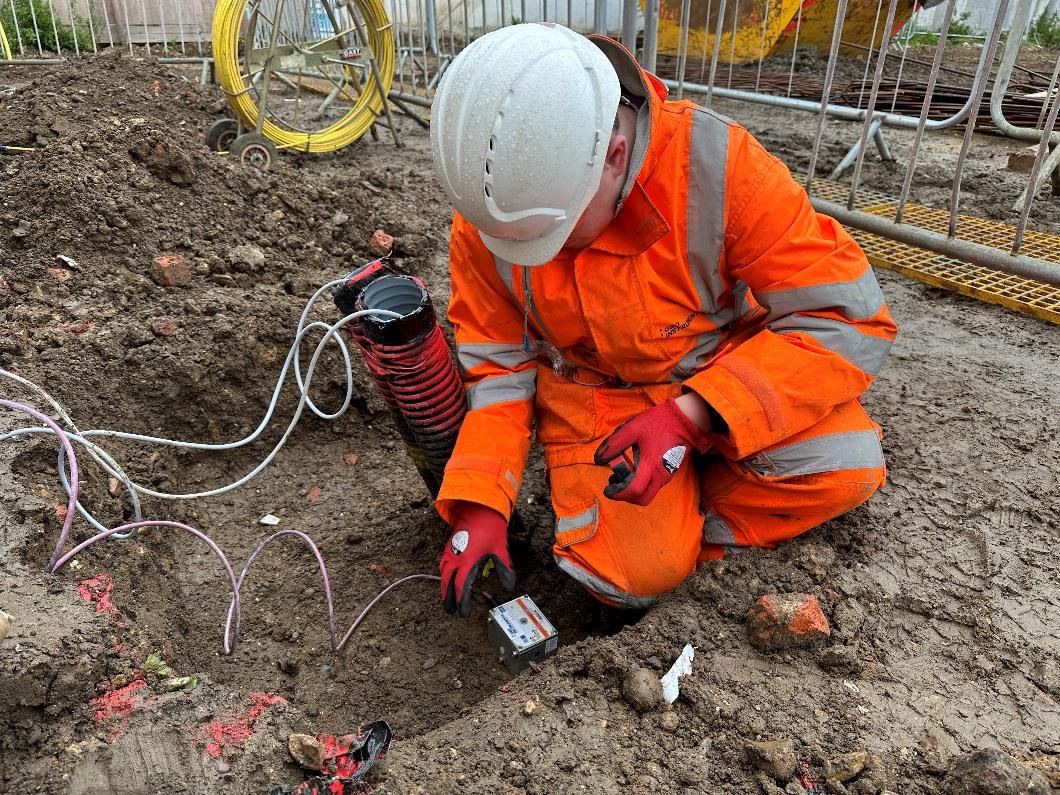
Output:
91 679 157 742
77 573 117 616
194 692 286 759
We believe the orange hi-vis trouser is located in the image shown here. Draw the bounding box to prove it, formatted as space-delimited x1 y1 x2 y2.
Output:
544 383 886 609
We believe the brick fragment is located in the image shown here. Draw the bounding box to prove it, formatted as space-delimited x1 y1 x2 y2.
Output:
149 254 192 288
150 317 179 336
746 593 830 650
368 229 394 257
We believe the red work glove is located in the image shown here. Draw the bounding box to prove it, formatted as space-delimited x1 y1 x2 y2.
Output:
439 501 516 617
593 398 709 507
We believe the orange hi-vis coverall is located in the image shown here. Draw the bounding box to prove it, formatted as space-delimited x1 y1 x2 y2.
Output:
436 45 899 609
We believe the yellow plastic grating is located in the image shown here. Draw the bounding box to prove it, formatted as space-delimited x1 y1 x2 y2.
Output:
809 180 1060 325
810 178 893 213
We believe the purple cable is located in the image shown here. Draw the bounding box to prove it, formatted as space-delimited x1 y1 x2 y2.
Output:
1 400 79 572
2 399 482 657
222 528 441 652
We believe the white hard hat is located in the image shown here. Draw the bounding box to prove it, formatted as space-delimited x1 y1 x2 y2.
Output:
430 24 621 267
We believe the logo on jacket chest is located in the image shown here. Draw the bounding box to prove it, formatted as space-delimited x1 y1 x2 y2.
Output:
662 312 697 338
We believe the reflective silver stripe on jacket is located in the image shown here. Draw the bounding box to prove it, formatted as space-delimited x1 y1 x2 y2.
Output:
493 254 517 301
457 342 536 373
557 504 598 534
554 556 657 610
687 107 732 316
761 268 886 323
466 370 537 410
768 315 892 375
747 429 885 477
760 268 891 374
703 512 745 549
672 108 733 382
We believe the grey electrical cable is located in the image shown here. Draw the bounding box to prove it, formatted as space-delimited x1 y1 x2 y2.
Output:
0 282 399 512
0 426 143 538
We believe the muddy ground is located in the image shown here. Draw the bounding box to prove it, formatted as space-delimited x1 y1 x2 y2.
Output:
1 51 1058 794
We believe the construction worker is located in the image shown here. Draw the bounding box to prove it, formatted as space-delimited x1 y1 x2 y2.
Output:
431 24 898 616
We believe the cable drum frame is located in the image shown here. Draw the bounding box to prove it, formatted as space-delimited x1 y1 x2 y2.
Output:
212 0 400 155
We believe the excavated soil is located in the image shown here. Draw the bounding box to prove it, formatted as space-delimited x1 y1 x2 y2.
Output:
2 51 1059 795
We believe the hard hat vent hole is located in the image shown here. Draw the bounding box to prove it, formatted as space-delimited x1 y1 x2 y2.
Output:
489 135 496 151
485 160 492 175
484 184 492 198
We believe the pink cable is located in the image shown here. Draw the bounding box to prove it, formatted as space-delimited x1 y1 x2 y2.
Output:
2 399 478 656
1 400 79 572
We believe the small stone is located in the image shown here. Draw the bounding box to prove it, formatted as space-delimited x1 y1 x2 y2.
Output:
161 675 199 692
332 211 349 226
658 711 679 732
826 751 868 782
920 726 961 774
522 699 537 716
746 739 799 782
289 733 325 770
378 656 391 668
622 668 663 714
228 244 265 271
422 656 437 670
149 254 192 287
150 317 179 336
0 610 12 642
368 229 394 256
259 514 281 526
833 598 867 638
12 219 31 238
944 748 1050 795
818 643 864 674
747 593 831 650
343 453 359 468
107 478 121 497
270 210 285 221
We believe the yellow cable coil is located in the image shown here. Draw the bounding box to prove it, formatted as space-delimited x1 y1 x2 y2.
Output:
212 0 395 153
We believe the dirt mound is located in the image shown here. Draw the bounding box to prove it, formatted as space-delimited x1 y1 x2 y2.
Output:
0 48 223 146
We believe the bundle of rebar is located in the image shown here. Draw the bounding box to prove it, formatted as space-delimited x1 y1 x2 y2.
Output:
653 55 1054 131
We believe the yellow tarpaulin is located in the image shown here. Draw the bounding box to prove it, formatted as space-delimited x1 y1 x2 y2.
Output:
656 0 805 65
770 0 919 57
654 0 917 65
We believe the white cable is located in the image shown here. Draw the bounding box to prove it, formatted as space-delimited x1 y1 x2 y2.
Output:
0 279 399 504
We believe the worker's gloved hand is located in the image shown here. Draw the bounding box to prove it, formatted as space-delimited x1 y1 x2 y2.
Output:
439 501 516 617
594 397 710 507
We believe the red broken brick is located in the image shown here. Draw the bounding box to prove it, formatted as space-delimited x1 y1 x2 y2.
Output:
307 485 322 504
149 254 193 288
151 316 179 336
746 593 831 650
368 229 394 257
47 267 73 284
343 453 359 468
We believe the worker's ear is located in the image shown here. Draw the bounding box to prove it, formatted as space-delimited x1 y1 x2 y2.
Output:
605 133 630 177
